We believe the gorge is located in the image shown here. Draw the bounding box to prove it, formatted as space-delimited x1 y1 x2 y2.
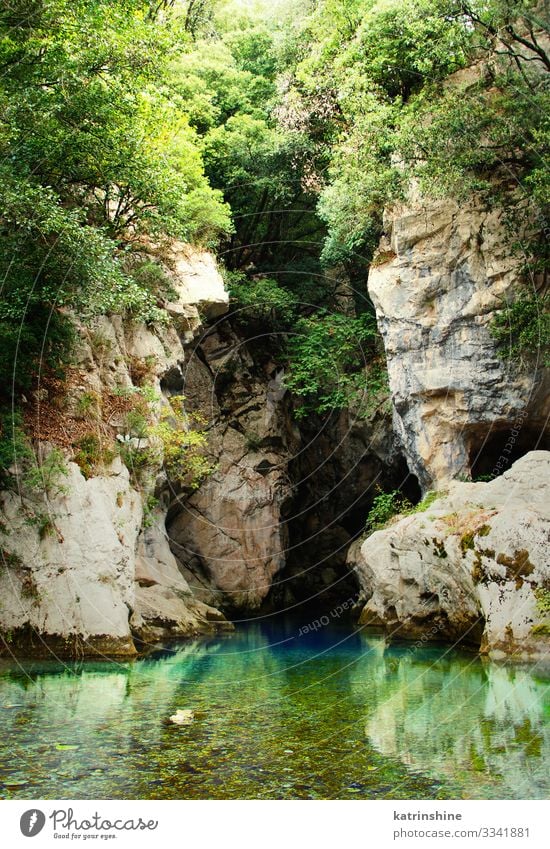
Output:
1 197 548 662
0 0 549 802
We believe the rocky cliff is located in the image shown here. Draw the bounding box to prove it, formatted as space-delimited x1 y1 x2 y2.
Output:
1 201 548 661
0 241 396 654
349 192 550 660
0 245 234 657
369 196 549 491
166 322 299 613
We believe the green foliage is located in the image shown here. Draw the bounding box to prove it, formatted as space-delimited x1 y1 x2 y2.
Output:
490 293 550 366
534 588 550 616
0 411 68 494
119 442 156 488
365 487 445 532
532 587 550 637
366 490 413 532
172 19 325 278
123 410 150 440
228 273 298 326
118 394 215 490
73 434 114 480
285 312 379 417
0 1 230 241
0 549 22 569
25 511 57 541
142 494 160 529
288 0 550 269
73 434 102 480
129 260 177 303
75 392 101 420
2 0 545 494
149 396 216 490
0 0 231 395
0 411 34 488
410 490 446 514
23 447 69 496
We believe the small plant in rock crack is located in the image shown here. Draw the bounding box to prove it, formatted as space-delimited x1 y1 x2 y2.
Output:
21 573 41 601
128 259 177 303
534 588 550 616
1 548 22 568
0 410 34 488
87 330 113 362
73 433 116 479
366 489 413 532
0 409 68 495
365 488 445 532
118 442 157 488
141 494 159 529
128 354 157 387
75 391 102 420
149 395 216 491
138 383 161 405
24 447 69 496
25 511 57 540
122 409 149 440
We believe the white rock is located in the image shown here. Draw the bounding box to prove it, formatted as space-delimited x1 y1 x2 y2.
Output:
349 452 550 660
369 198 549 489
169 709 194 725
0 245 232 656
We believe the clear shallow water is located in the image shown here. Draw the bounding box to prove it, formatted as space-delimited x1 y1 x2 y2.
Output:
0 620 548 800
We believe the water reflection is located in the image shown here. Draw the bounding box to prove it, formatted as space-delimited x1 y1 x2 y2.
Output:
353 637 549 798
0 623 548 799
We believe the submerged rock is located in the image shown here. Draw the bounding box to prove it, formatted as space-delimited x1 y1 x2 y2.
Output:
169 709 195 726
349 452 550 660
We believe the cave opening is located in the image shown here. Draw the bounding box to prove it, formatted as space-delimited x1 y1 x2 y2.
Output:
262 452 421 620
468 421 549 480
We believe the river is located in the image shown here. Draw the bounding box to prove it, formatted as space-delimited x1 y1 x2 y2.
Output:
0 620 548 799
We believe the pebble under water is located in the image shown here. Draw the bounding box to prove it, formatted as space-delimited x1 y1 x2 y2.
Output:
0 619 549 800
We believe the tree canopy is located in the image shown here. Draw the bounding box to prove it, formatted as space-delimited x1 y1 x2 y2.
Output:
0 0 548 411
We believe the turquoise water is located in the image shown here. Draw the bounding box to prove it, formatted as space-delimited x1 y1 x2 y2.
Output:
0 620 548 799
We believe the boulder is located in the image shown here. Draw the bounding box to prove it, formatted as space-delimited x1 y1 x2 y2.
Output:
349 452 550 660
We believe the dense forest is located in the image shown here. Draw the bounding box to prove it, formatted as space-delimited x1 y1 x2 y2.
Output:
1 2 550 805
0 0 549 458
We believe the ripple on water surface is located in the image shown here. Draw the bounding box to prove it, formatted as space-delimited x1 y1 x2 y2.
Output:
0 620 548 799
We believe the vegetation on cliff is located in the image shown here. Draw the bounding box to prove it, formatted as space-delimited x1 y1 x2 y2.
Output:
0 0 231 395
0 0 548 471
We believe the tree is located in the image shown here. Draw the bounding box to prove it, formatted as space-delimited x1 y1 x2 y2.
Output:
0 0 230 393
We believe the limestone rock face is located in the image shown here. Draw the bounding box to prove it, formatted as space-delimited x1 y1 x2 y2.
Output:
0 246 231 656
163 242 229 321
167 326 297 612
131 512 232 643
349 452 550 660
169 458 291 612
0 457 140 656
369 198 549 490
